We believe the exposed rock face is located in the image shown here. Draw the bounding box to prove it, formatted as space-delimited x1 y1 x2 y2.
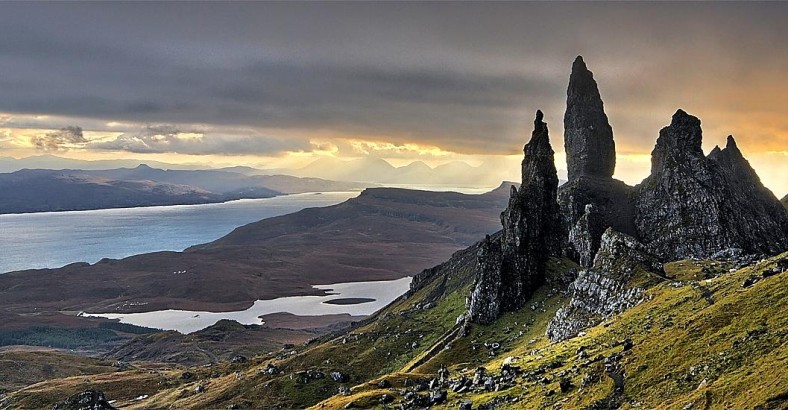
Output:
472 58 788 331
564 56 616 181
546 229 661 342
468 111 564 324
634 110 731 259
707 135 788 255
635 110 788 260
559 56 636 264
782 194 788 210
568 204 604 268
467 235 503 324
560 178 637 266
53 390 116 410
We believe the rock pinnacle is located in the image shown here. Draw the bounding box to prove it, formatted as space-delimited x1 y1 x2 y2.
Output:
564 55 616 180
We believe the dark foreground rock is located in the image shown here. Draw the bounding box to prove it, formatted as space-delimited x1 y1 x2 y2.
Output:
635 110 788 260
564 56 616 181
52 390 116 410
468 110 564 324
559 57 636 265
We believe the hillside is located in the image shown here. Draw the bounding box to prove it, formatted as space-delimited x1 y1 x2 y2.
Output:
0 184 513 368
4 250 784 409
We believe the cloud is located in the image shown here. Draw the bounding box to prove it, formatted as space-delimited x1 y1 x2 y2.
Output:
88 125 311 156
0 2 786 158
30 126 87 151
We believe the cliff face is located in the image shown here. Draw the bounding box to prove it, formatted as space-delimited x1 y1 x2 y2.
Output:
635 111 788 260
547 228 662 342
467 111 564 324
558 57 636 267
634 110 733 259
707 136 788 255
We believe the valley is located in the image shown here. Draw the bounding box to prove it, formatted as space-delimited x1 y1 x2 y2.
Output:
0 184 513 375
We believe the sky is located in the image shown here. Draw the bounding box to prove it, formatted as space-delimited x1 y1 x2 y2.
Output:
0 2 786 194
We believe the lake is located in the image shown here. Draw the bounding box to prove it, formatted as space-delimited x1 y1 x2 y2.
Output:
87 276 413 334
0 192 359 273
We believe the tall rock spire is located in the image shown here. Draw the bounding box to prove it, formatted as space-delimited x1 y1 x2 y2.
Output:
558 56 635 267
564 56 616 180
468 110 564 324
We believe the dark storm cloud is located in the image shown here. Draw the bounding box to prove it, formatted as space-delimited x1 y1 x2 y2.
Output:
0 2 787 155
31 126 86 151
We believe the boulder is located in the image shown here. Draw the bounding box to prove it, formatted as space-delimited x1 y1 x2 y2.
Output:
53 390 116 410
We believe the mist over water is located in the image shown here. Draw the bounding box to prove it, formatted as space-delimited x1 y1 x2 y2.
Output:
0 192 358 273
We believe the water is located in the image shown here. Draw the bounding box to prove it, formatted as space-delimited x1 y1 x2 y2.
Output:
0 192 358 273
382 184 498 195
87 276 412 334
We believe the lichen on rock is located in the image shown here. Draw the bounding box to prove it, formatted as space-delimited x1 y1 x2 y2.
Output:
546 229 661 342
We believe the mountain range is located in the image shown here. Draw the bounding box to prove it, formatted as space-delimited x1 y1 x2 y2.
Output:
0 165 369 214
1 155 506 188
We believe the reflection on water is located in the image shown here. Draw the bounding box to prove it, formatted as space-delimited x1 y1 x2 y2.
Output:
87 276 412 334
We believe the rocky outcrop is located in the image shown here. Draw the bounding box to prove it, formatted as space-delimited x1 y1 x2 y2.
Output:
472 57 788 330
559 177 636 266
568 204 604 268
468 110 564 324
466 235 503 324
558 56 636 265
546 229 661 342
53 390 116 410
564 56 616 180
707 135 788 255
634 110 732 259
635 110 788 260
782 194 788 210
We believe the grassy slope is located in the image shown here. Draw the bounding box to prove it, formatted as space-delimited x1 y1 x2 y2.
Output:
0 350 118 392
320 253 788 410
4 253 786 409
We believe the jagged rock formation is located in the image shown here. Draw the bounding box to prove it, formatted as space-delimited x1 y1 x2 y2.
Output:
558 56 636 266
471 56 788 330
782 194 788 210
546 229 662 342
707 135 788 254
52 390 116 410
466 235 503 324
564 56 616 180
635 111 788 260
568 204 605 268
468 110 564 324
